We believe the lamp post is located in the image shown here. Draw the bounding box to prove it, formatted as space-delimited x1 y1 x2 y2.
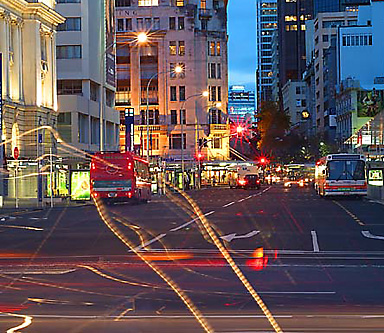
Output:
99 34 148 152
145 65 182 162
179 92 208 191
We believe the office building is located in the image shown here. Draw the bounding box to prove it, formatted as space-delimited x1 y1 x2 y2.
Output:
256 0 277 104
228 86 256 124
115 0 230 162
336 0 384 151
282 80 307 131
56 0 119 157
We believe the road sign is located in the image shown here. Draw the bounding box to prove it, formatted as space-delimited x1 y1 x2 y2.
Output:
13 147 19 160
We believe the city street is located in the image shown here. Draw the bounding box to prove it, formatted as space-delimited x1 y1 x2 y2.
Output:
0 185 384 332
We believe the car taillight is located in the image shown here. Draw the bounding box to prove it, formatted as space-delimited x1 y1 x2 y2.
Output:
238 180 247 185
128 192 132 198
256 180 260 184
128 162 132 170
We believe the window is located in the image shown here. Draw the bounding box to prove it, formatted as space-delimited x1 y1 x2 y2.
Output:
170 63 179 78
176 0 184 6
169 17 176 30
179 86 186 101
178 41 185 56
323 34 329 43
171 110 178 124
217 63 221 78
153 17 160 30
201 19 208 31
115 0 131 6
216 41 221 56
145 18 152 30
126 18 132 31
106 89 114 107
57 0 80 3
58 17 81 31
78 113 89 144
296 86 301 94
178 17 184 30
213 0 220 9
137 18 144 30
169 41 177 55
210 86 217 101
57 45 82 59
58 80 82 95
58 112 72 143
209 41 215 55
217 86 221 101
213 135 221 149
144 134 159 151
90 81 99 101
169 134 186 149
41 35 47 62
138 0 159 5
200 0 206 9
180 109 186 124
170 86 177 101
208 63 216 79
117 19 124 32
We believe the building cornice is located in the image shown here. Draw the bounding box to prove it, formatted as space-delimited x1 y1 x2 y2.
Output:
0 0 65 26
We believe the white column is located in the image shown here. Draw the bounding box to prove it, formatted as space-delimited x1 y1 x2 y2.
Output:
17 20 23 102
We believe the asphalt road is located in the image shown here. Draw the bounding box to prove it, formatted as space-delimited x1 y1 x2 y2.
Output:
0 184 384 332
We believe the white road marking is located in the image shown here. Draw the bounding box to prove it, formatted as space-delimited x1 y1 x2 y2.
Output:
221 230 260 242
6 314 33 333
0 225 43 231
223 201 235 208
169 211 215 232
362 230 384 241
134 233 167 251
238 198 245 202
311 230 320 252
245 195 253 200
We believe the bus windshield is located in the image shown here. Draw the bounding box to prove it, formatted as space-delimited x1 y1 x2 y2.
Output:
327 160 365 181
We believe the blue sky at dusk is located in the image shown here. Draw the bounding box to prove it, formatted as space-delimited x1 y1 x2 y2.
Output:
227 0 257 91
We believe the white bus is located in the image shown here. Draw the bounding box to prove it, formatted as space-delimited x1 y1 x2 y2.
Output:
228 164 262 189
315 154 367 197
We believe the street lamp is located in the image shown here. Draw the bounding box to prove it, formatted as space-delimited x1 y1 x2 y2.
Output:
145 65 183 162
99 34 147 152
179 91 208 191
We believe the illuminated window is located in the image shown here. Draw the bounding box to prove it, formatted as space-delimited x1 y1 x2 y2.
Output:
209 41 215 56
216 42 221 56
284 16 297 22
169 41 177 55
176 0 184 6
301 24 306 30
200 0 206 9
178 41 185 56
138 0 158 6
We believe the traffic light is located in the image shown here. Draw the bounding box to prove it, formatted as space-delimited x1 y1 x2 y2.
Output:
259 157 268 165
195 152 204 161
236 125 245 137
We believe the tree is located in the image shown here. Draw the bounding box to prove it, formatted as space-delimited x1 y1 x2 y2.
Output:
256 101 290 159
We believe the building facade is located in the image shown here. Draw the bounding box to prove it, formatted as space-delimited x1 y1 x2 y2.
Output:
56 0 119 157
256 0 277 104
277 0 313 91
0 0 64 202
228 85 256 124
282 80 307 131
336 0 384 151
115 0 229 162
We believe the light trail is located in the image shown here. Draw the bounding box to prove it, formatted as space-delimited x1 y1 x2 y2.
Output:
169 184 283 333
4 313 33 333
93 196 214 333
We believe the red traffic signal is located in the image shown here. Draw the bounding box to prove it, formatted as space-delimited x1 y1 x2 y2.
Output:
195 152 204 161
259 157 268 164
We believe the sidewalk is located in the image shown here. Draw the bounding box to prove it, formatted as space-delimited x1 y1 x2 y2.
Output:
0 197 92 215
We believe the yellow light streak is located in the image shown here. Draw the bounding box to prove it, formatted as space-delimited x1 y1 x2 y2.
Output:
93 196 213 333
114 307 134 321
5 313 33 333
169 184 283 333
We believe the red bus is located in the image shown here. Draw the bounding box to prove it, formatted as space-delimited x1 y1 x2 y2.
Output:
90 151 151 203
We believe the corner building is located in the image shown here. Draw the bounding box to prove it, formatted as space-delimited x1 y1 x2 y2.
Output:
115 0 229 162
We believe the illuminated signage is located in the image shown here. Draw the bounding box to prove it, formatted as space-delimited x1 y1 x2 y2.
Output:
70 171 91 200
368 169 383 187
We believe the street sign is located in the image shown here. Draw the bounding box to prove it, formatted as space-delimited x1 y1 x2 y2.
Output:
13 147 19 160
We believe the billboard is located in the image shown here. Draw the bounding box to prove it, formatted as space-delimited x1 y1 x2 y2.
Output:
70 171 90 201
357 89 384 118
105 0 116 87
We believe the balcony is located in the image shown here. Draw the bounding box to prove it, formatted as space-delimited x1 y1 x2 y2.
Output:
199 8 212 19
